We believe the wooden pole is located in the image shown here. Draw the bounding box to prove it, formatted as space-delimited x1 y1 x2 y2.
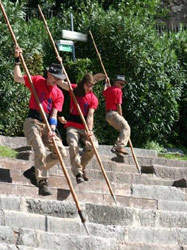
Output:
38 5 117 205
89 30 141 174
0 1 89 234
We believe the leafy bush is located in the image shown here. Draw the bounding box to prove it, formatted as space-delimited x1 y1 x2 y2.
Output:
0 0 186 149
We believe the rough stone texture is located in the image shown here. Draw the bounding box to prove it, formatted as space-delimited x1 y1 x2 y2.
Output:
119 242 181 250
0 135 187 249
158 200 187 212
132 184 186 201
26 199 77 218
0 243 18 250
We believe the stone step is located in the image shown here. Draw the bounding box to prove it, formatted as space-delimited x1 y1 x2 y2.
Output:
0 225 118 250
16 149 187 169
126 226 187 245
1 223 187 250
119 242 181 250
1 156 186 188
101 154 187 168
158 200 187 212
0 157 177 188
0 156 138 174
0 183 157 209
132 184 186 201
86 203 187 228
0 243 46 250
145 164 187 180
0 210 125 239
1 197 187 229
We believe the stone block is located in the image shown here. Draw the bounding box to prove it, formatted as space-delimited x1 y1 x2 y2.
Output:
158 200 187 212
2 210 46 231
26 199 77 218
0 243 18 250
0 197 20 211
0 226 15 244
132 184 186 201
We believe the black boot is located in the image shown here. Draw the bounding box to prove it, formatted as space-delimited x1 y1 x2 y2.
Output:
23 166 37 187
83 171 89 181
76 174 84 184
39 179 52 196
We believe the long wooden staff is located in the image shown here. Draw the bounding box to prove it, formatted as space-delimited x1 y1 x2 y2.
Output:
89 31 141 174
38 5 117 204
0 1 89 234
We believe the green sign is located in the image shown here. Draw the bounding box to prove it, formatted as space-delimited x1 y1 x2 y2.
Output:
58 44 73 52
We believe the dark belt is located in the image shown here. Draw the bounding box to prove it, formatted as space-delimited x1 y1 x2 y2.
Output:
27 109 49 122
68 113 87 124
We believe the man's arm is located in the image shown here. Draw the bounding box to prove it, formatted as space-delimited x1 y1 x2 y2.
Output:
49 108 58 132
116 104 123 116
57 80 70 91
14 46 25 84
86 108 95 131
104 77 111 91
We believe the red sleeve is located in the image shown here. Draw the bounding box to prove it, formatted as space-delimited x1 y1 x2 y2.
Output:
53 89 64 112
90 94 98 110
115 89 122 104
24 75 38 90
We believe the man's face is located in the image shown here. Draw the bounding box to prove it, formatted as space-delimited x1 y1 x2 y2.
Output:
47 72 61 86
115 80 125 89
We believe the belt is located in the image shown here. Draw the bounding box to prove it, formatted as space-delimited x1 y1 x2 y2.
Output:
68 113 87 124
27 109 49 122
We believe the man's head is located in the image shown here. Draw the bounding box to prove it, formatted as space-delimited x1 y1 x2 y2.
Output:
47 63 66 86
113 75 127 88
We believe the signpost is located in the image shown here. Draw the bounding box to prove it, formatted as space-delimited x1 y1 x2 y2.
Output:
62 30 87 42
56 40 74 52
56 13 87 61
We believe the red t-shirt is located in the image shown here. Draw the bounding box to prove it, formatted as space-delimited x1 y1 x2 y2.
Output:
103 86 122 111
66 84 98 129
24 75 64 114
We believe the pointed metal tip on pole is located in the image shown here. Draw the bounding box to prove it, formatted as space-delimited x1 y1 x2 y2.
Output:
112 194 118 206
83 222 90 235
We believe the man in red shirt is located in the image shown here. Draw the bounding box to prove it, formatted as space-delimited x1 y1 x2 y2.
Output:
58 73 98 184
14 46 67 195
103 75 130 155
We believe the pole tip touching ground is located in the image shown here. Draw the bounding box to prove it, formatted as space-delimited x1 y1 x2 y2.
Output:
78 210 89 234
83 222 90 235
112 194 118 205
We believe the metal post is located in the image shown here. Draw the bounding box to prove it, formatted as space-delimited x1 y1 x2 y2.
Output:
70 13 76 61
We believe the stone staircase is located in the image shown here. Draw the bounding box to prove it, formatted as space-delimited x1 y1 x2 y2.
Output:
0 136 187 250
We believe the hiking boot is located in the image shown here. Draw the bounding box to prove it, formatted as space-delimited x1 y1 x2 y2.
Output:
23 166 37 187
76 174 84 184
111 147 129 155
39 179 52 196
83 171 89 181
115 148 129 155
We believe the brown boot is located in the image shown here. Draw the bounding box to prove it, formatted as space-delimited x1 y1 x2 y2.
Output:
115 148 129 155
111 147 129 155
39 179 52 196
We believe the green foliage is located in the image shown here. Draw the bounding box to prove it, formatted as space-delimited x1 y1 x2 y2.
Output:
0 146 18 158
143 141 165 153
72 1 184 146
0 0 186 149
0 0 44 136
